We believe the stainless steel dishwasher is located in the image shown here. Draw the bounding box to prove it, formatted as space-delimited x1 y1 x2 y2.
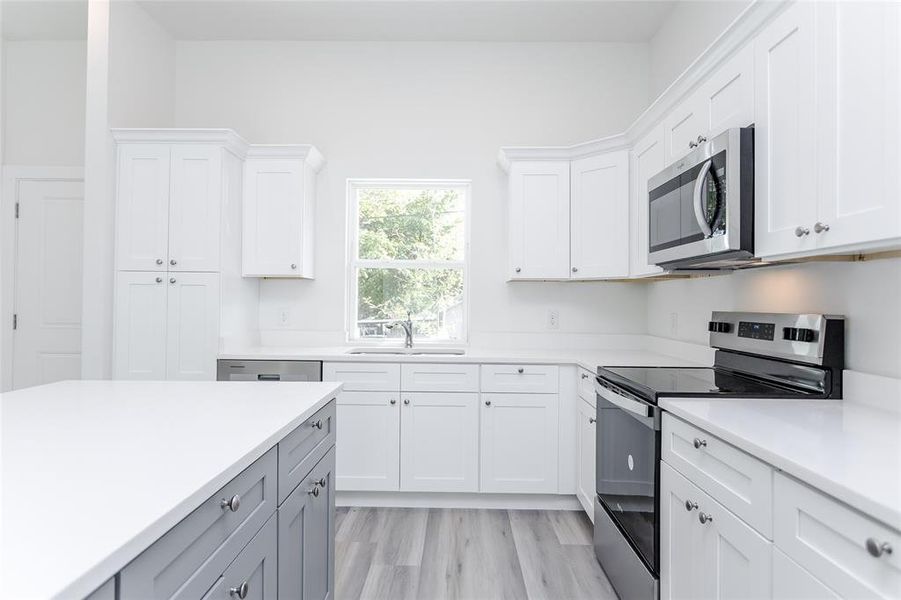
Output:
216 360 322 382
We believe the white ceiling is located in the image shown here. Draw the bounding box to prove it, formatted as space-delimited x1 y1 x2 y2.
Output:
2 1 88 41
136 0 678 42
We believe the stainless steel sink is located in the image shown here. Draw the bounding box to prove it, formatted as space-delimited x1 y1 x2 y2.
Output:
346 347 465 356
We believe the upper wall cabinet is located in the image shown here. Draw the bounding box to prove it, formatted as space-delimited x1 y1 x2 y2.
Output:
242 145 324 278
571 151 630 279
114 133 236 272
630 125 665 278
507 160 571 280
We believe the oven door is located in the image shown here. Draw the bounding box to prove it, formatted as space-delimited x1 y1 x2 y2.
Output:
595 378 661 575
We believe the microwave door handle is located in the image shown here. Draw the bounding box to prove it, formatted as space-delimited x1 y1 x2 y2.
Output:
595 383 650 418
692 159 714 237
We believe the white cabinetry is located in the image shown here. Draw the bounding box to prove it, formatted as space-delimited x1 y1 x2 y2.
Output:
507 161 571 280
242 146 324 278
570 151 629 279
334 391 400 491
113 272 168 380
165 273 221 381
630 125 665 277
576 396 596 517
115 144 170 272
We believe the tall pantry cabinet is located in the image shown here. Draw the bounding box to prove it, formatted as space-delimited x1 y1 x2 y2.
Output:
112 130 249 380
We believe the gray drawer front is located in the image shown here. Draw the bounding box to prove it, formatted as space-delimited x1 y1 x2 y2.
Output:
278 400 336 503
278 446 336 600
120 448 277 599
201 514 278 600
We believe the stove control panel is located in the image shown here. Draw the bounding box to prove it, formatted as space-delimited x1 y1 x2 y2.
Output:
783 327 816 342
738 321 776 340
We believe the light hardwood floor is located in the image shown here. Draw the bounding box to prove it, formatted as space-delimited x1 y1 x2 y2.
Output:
335 507 617 600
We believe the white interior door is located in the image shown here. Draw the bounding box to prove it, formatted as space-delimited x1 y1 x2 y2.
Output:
12 179 85 389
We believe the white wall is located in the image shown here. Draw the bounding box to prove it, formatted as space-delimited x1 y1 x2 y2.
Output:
648 0 750 97
1 40 86 165
174 41 651 345
646 258 901 378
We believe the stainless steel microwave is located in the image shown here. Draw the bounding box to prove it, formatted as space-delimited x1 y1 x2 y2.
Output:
647 127 755 270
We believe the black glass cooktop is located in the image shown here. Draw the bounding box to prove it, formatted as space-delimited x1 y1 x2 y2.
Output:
597 366 820 402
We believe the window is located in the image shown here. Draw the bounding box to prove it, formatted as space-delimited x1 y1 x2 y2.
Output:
348 180 468 343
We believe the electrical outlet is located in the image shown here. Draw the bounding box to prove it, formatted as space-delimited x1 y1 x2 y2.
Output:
670 312 679 336
279 307 291 327
548 309 560 330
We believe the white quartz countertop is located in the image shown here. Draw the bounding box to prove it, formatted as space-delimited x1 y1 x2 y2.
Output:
0 380 342 600
218 345 706 372
660 396 901 531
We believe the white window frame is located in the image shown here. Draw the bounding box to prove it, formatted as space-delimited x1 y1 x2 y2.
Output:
346 179 471 345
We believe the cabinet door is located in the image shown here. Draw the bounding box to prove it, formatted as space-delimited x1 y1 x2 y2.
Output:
399 392 479 492
661 462 704 600
204 515 278 600
664 93 705 165
166 272 220 381
576 398 596 518
754 1 819 258
815 1 901 251
773 548 840 600
480 393 559 493
508 161 570 280
335 391 400 491
243 158 306 277
570 151 629 279
113 271 167 380
116 144 170 271
630 126 666 277
699 44 755 138
278 448 335 600
168 145 222 272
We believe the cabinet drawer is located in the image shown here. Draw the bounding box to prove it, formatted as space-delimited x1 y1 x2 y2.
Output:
578 367 595 404
120 448 277 599
323 362 400 391
480 364 558 394
202 513 278 600
662 414 773 538
278 400 336 503
401 363 479 392
774 473 901 599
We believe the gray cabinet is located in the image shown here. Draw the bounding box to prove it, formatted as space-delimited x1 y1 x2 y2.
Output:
278 400 336 503
202 514 278 600
84 578 116 600
278 447 336 600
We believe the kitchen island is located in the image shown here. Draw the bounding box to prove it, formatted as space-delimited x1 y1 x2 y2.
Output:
0 380 341 599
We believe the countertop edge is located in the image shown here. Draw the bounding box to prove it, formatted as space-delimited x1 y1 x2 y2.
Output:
51 384 342 600
659 399 901 533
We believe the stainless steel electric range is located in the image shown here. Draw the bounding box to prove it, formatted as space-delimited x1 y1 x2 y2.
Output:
592 311 845 599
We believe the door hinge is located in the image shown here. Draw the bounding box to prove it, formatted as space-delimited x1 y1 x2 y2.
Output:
12 314 17 330
15 203 19 219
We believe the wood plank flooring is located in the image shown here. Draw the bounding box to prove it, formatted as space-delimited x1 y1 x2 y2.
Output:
335 507 617 600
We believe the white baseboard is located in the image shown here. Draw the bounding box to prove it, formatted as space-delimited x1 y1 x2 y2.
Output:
336 491 583 511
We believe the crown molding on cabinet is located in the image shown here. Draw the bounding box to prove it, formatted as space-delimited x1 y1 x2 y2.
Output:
245 144 325 172
111 128 251 159
497 0 789 171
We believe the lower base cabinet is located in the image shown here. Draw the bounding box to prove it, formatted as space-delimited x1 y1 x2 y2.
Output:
278 447 336 600
335 391 400 491
576 397 596 516
203 515 278 600
773 548 840 600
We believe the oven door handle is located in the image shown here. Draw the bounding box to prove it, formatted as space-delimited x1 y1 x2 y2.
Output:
595 382 651 418
692 159 714 238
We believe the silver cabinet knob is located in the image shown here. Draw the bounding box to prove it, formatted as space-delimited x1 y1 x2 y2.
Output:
290 263 297 270
169 277 176 284
514 267 522 273
814 222 830 234
698 512 713 524
220 494 241 512
572 266 578 273
581 373 590 379
689 140 698 149
308 486 320 497
866 538 893 557
313 477 326 488
155 258 164 265
169 259 177 266
685 500 699 512
310 419 323 430
485 400 491 406
795 226 811 237
517 368 524 374
229 581 249 599
155 277 163 283
697 135 707 144
589 417 596 424
389 399 397 405
403 399 410 405
693 438 707 449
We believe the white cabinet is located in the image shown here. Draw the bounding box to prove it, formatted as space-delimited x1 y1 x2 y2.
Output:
773 548 840 600
113 271 219 381
399 392 479 492
570 151 630 279
698 44 755 140
507 161 571 280
576 397 596 517
630 125 666 277
242 146 324 278
480 392 559 493
661 462 772 600
115 141 222 273
753 2 820 258
664 95 705 166
335 391 400 491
